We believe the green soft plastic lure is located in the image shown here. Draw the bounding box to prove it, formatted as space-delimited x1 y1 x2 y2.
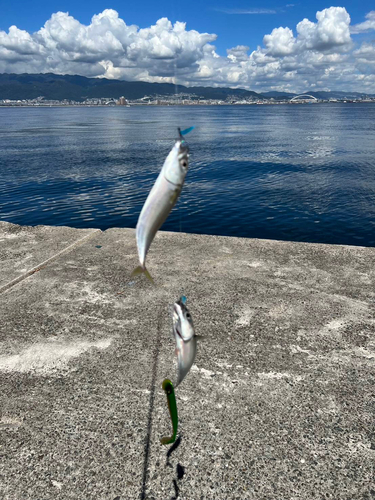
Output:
160 379 178 445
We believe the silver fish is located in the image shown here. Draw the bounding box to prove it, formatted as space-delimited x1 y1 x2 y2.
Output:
132 128 191 283
172 296 197 387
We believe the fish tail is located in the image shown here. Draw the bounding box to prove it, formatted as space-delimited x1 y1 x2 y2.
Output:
143 267 155 284
131 265 155 285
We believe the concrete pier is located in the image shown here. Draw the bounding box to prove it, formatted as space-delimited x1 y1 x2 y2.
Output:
0 221 374 499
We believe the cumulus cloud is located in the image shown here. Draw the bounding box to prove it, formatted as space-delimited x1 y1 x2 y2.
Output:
263 27 296 56
351 11 375 34
227 45 250 62
296 7 351 51
0 7 375 93
0 9 216 81
262 7 351 57
354 41 375 61
0 26 41 56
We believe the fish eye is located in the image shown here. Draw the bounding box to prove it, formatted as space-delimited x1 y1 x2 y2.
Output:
186 313 191 319
181 160 187 168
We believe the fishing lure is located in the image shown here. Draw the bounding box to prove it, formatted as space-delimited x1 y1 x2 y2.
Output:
160 379 178 445
180 126 195 136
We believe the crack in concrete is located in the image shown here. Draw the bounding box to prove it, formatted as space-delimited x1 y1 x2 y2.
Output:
0 229 102 295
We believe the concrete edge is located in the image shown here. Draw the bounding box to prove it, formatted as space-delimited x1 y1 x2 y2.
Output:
0 229 102 295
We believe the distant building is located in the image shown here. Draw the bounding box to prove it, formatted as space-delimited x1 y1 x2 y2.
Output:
116 96 128 105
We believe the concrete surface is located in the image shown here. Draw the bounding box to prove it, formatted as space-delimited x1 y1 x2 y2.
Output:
0 221 374 500
0 222 99 291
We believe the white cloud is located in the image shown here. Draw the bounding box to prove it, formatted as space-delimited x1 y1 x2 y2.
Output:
0 7 375 93
296 7 351 51
215 9 277 14
0 9 216 81
354 41 375 61
227 45 250 62
351 11 375 34
263 27 296 56
261 7 351 57
0 26 42 55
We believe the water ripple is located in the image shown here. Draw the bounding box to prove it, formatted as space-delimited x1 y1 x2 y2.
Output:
0 104 375 246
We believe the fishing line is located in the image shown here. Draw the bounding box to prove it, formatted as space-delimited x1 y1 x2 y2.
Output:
172 21 182 237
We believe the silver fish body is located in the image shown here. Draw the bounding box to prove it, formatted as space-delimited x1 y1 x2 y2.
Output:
172 297 197 387
133 132 189 282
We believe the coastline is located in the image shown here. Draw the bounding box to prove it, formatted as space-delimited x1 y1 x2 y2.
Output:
1 101 375 107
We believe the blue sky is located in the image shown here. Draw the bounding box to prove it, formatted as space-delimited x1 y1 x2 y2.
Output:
1 1 375 92
2 0 374 55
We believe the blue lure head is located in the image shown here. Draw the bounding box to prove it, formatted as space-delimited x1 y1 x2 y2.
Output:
180 295 187 305
177 126 195 141
180 126 195 136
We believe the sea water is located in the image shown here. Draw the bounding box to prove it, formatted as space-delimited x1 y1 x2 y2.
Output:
0 103 374 247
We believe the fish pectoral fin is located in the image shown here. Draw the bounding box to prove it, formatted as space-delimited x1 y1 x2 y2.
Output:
169 189 179 205
131 265 155 285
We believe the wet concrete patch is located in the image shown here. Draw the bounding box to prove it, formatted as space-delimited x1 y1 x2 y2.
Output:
0 338 112 374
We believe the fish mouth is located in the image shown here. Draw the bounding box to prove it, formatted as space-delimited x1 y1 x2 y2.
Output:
178 139 189 157
173 303 185 340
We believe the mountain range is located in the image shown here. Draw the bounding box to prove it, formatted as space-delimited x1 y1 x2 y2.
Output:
0 73 374 101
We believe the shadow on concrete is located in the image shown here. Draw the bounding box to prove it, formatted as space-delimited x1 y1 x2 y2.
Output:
140 307 164 500
166 435 182 468
166 436 185 499
171 462 185 500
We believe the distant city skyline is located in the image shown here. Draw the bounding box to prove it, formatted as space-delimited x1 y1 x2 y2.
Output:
0 2 375 93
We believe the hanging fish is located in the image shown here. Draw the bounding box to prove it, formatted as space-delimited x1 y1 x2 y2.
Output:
132 127 194 283
172 296 198 387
